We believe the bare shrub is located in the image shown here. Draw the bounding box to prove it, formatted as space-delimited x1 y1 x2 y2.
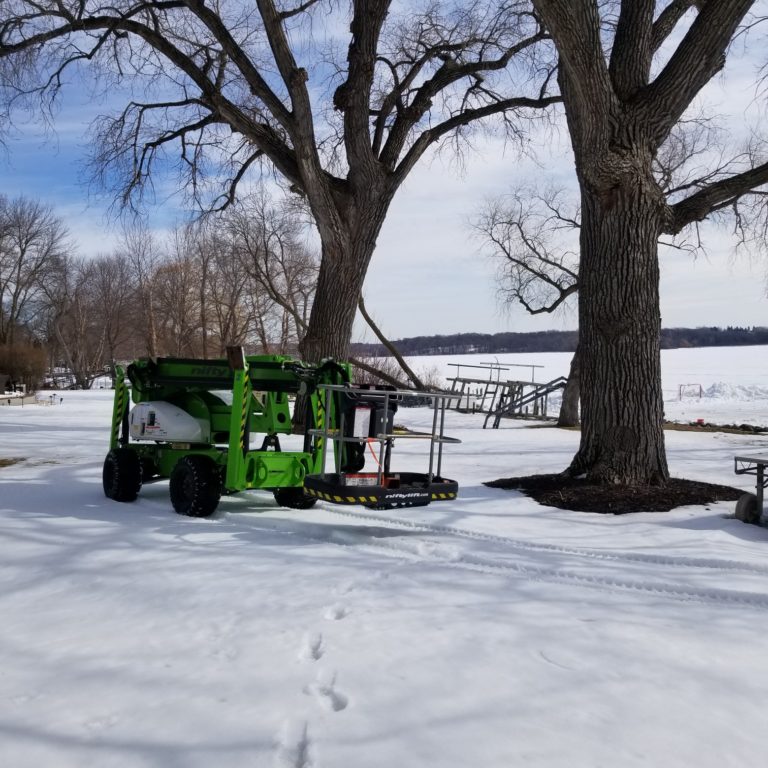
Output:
352 356 445 391
0 344 47 390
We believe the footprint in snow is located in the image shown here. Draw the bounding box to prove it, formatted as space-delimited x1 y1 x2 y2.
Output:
324 603 348 621
299 632 324 661
274 719 313 768
335 579 357 595
304 670 349 713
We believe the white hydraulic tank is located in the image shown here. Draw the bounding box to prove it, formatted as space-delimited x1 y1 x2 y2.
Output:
129 401 211 443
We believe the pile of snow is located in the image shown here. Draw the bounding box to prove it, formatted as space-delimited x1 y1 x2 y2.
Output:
700 382 768 401
666 382 768 427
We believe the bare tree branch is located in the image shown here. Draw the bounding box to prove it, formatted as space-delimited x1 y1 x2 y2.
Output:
669 159 768 233
639 0 753 146
474 186 579 316
357 295 424 389
651 0 702 52
609 0 654 99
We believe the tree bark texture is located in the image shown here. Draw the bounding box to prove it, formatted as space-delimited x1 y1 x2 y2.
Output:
568 184 668 484
557 343 580 428
299 185 392 363
299 239 363 362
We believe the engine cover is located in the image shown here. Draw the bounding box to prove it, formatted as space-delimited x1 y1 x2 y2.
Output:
129 401 210 443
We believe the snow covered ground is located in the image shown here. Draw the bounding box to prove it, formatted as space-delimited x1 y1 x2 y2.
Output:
1 346 768 767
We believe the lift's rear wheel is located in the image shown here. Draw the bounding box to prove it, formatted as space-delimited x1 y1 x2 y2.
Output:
273 487 317 510
103 448 142 502
735 492 760 525
170 455 222 517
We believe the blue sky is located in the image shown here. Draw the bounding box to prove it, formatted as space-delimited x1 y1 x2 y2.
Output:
1 11 766 342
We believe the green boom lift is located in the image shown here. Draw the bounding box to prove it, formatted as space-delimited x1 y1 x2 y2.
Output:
103 347 458 517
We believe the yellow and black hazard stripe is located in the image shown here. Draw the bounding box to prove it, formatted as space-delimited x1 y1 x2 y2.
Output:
305 487 457 504
305 488 379 504
112 387 126 446
239 389 249 452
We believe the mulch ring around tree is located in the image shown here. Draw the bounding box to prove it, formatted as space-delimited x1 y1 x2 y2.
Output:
484 474 743 515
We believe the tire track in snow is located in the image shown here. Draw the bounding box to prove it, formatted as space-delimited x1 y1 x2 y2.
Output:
246 515 768 610
339 533 768 609
320 506 768 577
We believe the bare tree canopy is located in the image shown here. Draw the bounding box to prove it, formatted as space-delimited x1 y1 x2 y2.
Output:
527 0 768 484
0 0 559 361
475 186 579 316
0 195 70 346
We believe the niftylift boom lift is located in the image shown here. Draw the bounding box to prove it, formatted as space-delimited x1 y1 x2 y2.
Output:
103 347 459 517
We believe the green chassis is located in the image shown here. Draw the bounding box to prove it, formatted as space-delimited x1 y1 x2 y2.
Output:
107 351 350 503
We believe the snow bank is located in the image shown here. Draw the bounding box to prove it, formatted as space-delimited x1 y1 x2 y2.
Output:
700 382 768 401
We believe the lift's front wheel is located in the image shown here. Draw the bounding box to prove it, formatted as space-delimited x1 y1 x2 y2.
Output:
103 448 142 502
170 455 222 517
273 487 317 510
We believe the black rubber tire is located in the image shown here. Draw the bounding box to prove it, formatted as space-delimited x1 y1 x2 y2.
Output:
273 487 318 510
103 448 142 502
170 455 222 517
735 492 760 525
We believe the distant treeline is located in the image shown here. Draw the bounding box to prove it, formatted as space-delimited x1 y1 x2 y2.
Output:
353 327 768 357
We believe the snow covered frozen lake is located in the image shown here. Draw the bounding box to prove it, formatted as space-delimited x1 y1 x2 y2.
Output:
408 344 768 426
1 345 767 767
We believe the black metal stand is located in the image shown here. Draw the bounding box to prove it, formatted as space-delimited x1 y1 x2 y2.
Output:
734 455 768 524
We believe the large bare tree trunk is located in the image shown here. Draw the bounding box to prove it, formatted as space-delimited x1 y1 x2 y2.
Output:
568 185 668 484
290 235 362 431
299 242 361 361
557 343 580 428
299 194 390 363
